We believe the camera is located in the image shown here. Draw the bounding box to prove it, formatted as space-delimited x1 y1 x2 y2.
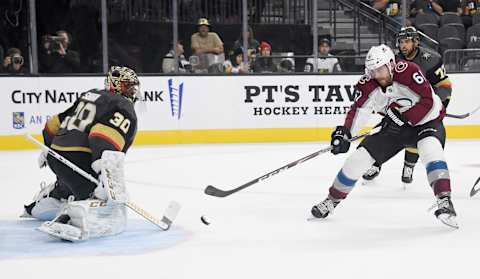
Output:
12 56 23 65
44 35 63 52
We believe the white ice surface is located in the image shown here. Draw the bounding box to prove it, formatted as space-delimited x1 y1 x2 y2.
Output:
1 140 479 279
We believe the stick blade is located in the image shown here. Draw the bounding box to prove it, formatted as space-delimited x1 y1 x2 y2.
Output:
470 177 480 197
159 200 181 231
204 185 230 197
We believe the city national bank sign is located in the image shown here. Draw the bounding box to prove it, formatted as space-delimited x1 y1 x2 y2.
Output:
5 77 166 132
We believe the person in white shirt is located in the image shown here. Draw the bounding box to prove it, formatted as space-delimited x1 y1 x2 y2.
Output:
304 38 341 73
162 41 191 73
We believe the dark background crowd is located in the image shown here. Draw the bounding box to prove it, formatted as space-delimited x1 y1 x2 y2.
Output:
1 0 480 75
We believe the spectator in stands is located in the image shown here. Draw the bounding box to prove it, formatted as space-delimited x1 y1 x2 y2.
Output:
39 30 81 73
304 38 341 73
369 0 402 24
461 0 479 28
277 58 295 73
233 26 260 61
162 40 191 73
191 18 224 55
1 47 25 74
224 47 248 74
252 41 277 73
435 0 462 16
410 0 443 18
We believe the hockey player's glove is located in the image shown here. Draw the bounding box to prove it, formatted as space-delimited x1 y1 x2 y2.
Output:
442 98 450 109
382 107 410 136
330 126 352 155
38 150 48 168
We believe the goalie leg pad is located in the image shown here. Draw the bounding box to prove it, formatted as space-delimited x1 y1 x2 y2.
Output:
24 182 65 221
30 197 64 221
39 199 127 241
92 150 128 203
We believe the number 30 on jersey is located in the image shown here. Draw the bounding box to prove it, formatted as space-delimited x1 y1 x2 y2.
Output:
109 112 130 134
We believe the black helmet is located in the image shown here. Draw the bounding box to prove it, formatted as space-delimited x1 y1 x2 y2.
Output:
396 26 420 45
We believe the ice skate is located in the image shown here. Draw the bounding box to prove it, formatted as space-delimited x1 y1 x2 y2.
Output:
401 162 414 185
362 164 381 182
310 198 339 219
434 196 458 229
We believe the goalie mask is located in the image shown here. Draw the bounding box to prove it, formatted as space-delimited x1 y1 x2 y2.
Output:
105 66 141 103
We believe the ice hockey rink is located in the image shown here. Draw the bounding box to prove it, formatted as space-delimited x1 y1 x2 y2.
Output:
1 139 479 279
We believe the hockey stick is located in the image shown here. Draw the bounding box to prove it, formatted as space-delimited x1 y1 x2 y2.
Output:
204 126 381 198
470 176 480 197
446 104 480 119
25 134 180 231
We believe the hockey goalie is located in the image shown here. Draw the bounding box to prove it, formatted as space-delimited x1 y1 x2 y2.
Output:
22 66 140 241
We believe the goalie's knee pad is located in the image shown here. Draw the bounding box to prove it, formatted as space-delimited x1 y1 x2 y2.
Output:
54 199 127 241
91 150 128 203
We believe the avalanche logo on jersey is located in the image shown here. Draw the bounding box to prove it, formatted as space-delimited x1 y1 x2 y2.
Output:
168 78 184 120
12 112 25 129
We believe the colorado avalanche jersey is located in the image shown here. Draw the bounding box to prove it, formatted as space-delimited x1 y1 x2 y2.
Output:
345 60 444 134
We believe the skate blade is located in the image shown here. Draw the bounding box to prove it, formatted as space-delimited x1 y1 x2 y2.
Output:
437 214 459 229
307 215 327 222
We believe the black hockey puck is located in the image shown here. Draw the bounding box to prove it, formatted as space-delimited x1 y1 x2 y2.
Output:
200 215 210 225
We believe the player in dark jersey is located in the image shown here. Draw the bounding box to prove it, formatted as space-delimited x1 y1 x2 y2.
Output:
362 26 453 185
310 45 457 228
22 66 140 240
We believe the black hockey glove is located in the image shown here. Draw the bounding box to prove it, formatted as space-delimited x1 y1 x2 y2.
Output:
330 126 352 155
442 98 450 109
382 107 410 136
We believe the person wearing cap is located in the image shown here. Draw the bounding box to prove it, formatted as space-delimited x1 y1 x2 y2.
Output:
304 38 341 73
191 18 224 55
252 41 277 73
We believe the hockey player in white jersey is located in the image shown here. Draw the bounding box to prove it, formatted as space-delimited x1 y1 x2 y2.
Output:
310 45 457 228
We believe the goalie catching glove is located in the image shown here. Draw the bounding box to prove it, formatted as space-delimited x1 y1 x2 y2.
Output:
91 150 129 204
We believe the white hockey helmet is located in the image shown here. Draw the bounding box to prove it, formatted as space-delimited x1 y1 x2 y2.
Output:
365 44 395 77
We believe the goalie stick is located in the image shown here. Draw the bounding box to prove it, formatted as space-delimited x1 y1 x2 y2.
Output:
470 176 480 197
204 127 381 198
25 134 180 231
446 104 480 119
